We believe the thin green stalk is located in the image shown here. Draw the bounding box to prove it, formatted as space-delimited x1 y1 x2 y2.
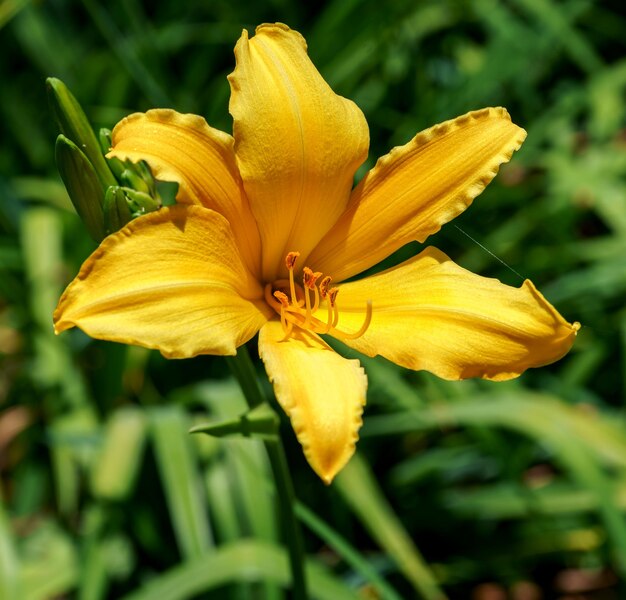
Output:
225 346 309 600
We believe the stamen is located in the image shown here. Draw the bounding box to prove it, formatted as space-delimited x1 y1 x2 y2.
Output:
285 251 300 270
302 267 323 326
328 287 340 327
312 284 320 313
302 272 313 328
273 290 289 307
281 310 294 338
319 276 332 299
271 254 371 341
285 251 300 305
331 300 373 340
324 299 333 334
302 267 322 290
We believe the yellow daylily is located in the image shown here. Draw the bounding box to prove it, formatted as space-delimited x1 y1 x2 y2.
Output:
54 23 579 484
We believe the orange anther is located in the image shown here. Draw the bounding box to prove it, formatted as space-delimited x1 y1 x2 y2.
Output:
302 267 322 289
285 251 300 270
328 287 339 307
273 290 290 307
319 276 332 298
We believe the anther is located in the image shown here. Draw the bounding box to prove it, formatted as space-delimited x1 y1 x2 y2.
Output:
285 251 300 305
328 287 339 307
302 267 322 290
319 276 332 299
273 291 289 307
285 251 300 270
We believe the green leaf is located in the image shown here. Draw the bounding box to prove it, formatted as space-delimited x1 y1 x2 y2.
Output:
0 503 21 600
119 540 361 600
90 407 147 501
335 454 446 600
296 502 403 600
19 521 79 600
150 406 213 560
363 391 626 574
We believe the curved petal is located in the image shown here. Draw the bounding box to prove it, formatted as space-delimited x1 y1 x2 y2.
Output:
308 108 527 282
109 109 261 275
54 206 272 358
229 23 369 281
258 320 367 483
333 247 579 381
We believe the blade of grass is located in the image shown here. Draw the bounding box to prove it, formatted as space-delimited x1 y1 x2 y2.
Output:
363 390 626 574
335 454 446 600
150 405 213 560
0 502 21 600
90 407 147 501
295 502 403 600
79 0 171 105
120 539 361 600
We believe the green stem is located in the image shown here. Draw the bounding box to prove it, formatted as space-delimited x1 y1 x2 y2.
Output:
225 346 309 600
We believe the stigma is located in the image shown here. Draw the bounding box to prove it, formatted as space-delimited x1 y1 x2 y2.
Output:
264 251 372 341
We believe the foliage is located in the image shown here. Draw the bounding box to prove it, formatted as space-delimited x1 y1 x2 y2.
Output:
1 0 626 597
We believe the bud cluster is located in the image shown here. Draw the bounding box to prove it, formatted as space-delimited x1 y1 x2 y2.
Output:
47 78 173 241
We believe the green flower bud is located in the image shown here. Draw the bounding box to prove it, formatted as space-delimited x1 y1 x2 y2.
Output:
47 78 117 190
120 169 151 195
103 186 132 236
121 188 160 217
55 135 105 242
99 128 126 180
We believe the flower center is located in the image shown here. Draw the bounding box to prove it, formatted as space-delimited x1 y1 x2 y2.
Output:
264 251 372 341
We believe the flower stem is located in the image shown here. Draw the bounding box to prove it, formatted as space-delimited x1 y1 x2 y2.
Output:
225 346 309 600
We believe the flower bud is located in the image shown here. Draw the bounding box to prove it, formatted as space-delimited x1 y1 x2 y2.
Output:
103 186 133 236
47 77 117 190
55 135 105 242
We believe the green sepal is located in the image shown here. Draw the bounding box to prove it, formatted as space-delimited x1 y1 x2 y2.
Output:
103 186 132 236
189 402 280 441
47 77 117 190
55 135 105 242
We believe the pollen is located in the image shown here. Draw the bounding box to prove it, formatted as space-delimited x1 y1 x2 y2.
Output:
264 251 372 341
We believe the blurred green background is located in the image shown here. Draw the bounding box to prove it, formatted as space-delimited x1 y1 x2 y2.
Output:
2 0 626 598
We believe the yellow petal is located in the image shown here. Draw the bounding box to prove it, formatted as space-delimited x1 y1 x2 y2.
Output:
228 23 369 281
308 108 527 282
333 247 579 381
258 320 367 483
55 206 272 357
109 109 261 275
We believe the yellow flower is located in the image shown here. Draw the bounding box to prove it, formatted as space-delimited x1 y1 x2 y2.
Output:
54 23 579 484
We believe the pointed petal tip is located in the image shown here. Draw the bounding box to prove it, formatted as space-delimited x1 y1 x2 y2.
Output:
336 250 579 382
308 106 527 281
310 445 357 485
